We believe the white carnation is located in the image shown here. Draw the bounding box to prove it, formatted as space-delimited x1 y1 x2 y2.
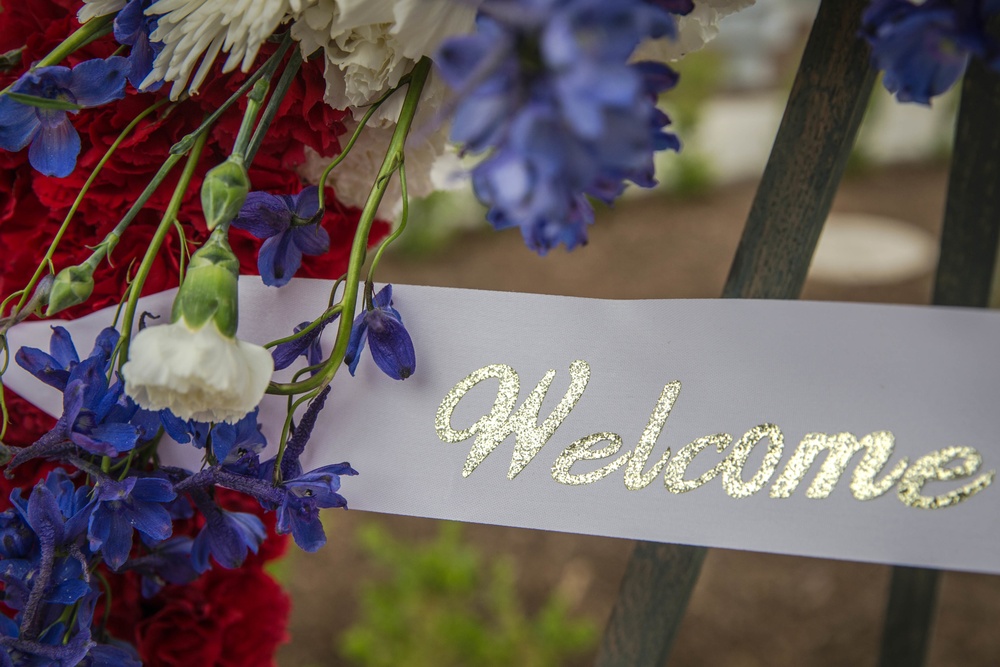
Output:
78 0 127 24
291 0 477 120
634 0 757 62
123 318 273 423
144 0 314 98
298 116 456 219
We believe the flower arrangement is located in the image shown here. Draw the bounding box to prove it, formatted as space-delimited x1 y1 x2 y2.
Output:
0 0 996 665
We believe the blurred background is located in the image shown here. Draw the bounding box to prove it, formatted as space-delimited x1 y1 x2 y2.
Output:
277 1 1000 665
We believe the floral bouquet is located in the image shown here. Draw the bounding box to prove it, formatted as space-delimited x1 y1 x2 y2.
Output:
0 0 996 664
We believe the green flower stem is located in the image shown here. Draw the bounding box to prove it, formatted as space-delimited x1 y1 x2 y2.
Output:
267 57 431 397
170 33 292 156
118 132 208 370
1 98 172 334
273 388 322 483
366 162 409 286
231 78 270 160
315 76 412 211
246 49 303 165
0 14 115 97
263 304 342 350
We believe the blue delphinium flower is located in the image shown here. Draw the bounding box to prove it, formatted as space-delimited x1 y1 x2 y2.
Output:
436 0 678 253
87 476 175 570
0 472 100 664
15 326 118 392
160 407 266 466
114 0 164 91
173 385 355 553
190 495 266 572
344 284 416 380
123 537 199 598
272 316 337 371
232 186 330 287
0 57 128 177
862 0 1000 104
250 456 357 553
12 329 153 467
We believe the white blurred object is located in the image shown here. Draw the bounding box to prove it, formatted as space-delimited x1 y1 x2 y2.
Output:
710 0 820 89
808 213 938 285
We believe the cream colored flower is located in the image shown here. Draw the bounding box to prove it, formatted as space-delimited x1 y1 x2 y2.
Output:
298 114 456 218
145 0 315 98
123 318 273 423
634 0 757 62
78 0 127 24
291 0 477 119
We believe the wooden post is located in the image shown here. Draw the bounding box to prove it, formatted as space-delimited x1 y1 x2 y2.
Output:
878 37 1000 667
596 1 876 664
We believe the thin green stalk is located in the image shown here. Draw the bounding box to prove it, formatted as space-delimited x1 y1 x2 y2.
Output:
0 15 115 97
2 98 172 331
263 304 342 349
246 50 303 165
170 33 292 155
267 57 431 396
272 389 321 483
367 162 410 285
118 133 208 368
231 78 270 160
316 78 411 210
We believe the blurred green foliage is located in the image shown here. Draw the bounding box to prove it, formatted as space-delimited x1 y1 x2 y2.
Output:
339 522 597 667
657 48 723 198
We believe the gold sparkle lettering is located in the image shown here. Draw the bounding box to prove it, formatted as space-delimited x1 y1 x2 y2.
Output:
435 361 591 479
722 424 784 498
552 432 630 485
769 431 908 500
663 434 733 493
623 382 681 491
897 446 995 509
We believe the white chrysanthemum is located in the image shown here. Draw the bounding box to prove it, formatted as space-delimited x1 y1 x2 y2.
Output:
298 115 457 219
634 0 757 62
145 0 316 98
78 0 127 24
291 0 477 119
123 318 273 423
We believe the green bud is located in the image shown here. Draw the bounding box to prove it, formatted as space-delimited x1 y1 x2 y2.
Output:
201 157 250 231
171 229 241 337
46 264 95 316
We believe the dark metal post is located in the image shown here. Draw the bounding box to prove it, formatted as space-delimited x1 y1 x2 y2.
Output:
878 36 1000 667
596 1 876 664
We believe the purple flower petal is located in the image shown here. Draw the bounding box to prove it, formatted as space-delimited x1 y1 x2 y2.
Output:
0 96 40 151
67 57 129 107
28 117 80 177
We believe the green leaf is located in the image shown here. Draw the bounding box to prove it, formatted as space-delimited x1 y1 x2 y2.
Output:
6 92 84 111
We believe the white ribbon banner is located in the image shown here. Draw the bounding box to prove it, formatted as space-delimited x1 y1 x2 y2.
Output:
6 279 1000 574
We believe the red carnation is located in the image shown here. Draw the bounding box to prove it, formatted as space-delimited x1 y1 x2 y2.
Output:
132 567 291 667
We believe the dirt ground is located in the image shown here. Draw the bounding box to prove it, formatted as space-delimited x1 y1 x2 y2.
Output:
277 164 1000 667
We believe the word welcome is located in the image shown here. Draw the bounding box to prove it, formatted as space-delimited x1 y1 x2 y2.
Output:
435 362 994 510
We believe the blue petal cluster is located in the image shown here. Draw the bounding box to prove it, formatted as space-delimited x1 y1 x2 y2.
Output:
272 317 336 371
114 0 165 91
436 0 680 253
14 328 158 465
3 325 360 662
232 186 331 287
88 476 175 570
0 471 149 665
862 0 1000 104
0 58 128 177
344 285 416 380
